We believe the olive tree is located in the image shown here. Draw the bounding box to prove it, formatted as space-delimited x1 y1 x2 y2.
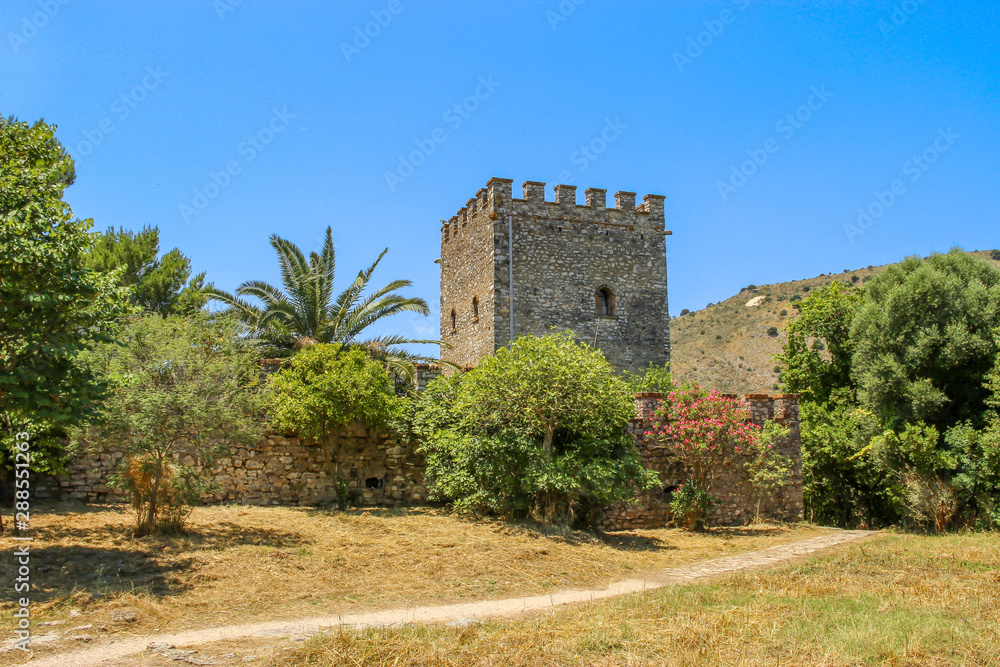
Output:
415 331 657 525
76 315 262 536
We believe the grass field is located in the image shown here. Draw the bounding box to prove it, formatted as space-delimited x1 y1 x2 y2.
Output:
0 503 829 655
274 531 1000 667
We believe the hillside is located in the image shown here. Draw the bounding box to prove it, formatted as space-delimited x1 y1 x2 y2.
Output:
669 250 1000 394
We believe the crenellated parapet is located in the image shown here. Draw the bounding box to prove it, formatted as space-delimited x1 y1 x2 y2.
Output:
441 177 669 245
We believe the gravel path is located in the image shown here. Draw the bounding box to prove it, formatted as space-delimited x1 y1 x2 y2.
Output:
25 529 872 667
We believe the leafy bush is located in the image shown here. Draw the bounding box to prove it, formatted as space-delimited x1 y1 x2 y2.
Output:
679 309 690 316
991 249 1000 261
623 363 672 394
669 477 713 530
414 331 657 525
647 387 788 529
266 343 403 510
266 343 402 440
767 327 778 337
76 315 262 536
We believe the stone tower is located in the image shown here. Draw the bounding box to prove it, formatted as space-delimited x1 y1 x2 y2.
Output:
439 177 671 373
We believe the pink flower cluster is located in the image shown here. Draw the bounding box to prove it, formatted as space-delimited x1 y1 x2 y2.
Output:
648 387 766 463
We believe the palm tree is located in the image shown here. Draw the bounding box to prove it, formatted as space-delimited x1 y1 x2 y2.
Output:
207 227 446 384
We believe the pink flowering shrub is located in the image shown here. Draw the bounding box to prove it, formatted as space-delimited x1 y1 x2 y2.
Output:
648 386 784 528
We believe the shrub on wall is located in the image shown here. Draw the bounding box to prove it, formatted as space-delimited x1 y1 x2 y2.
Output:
623 363 672 394
414 331 657 525
265 343 402 440
266 342 404 510
647 386 791 530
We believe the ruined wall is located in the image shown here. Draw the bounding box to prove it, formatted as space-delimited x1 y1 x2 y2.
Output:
440 177 671 373
596 393 804 530
35 424 426 508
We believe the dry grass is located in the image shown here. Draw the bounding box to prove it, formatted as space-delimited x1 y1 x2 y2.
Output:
272 531 1000 666
0 503 827 642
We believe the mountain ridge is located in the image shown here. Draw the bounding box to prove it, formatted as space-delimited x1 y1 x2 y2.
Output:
669 249 1000 394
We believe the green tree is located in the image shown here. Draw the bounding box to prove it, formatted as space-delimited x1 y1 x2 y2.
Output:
415 331 657 525
796 392 896 527
851 249 1000 434
775 282 895 527
74 315 262 536
207 227 443 383
0 117 130 531
776 281 861 404
266 343 403 509
265 343 402 440
622 363 673 394
84 225 210 315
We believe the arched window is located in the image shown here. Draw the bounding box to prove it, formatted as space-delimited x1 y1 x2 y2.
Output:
450 308 456 332
596 287 614 316
472 296 479 321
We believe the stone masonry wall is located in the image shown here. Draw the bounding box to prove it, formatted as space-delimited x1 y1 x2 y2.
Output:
440 177 671 373
35 423 426 508
439 184 498 371
596 393 804 530
33 391 801 529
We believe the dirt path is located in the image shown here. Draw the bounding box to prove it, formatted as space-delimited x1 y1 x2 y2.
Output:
24 529 872 667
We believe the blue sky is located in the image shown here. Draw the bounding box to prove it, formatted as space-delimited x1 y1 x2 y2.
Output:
3 1 998 355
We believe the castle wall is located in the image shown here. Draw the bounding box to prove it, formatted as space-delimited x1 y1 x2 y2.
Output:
34 394 802 531
440 177 671 373
33 424 427 508
596 393 804 530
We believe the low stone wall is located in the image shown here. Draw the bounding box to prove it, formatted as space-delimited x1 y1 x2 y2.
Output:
34 392 802 528
36 423 426 508
595 393 804 530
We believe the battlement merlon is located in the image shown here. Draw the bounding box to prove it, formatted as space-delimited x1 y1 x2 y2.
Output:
452 177 667 231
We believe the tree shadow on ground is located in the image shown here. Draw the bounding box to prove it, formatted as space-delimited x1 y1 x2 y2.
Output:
27 519 306 552
703 525 788 538
594 532 674 552
175 521 307 551
0 545 198 605
300 505 441 520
